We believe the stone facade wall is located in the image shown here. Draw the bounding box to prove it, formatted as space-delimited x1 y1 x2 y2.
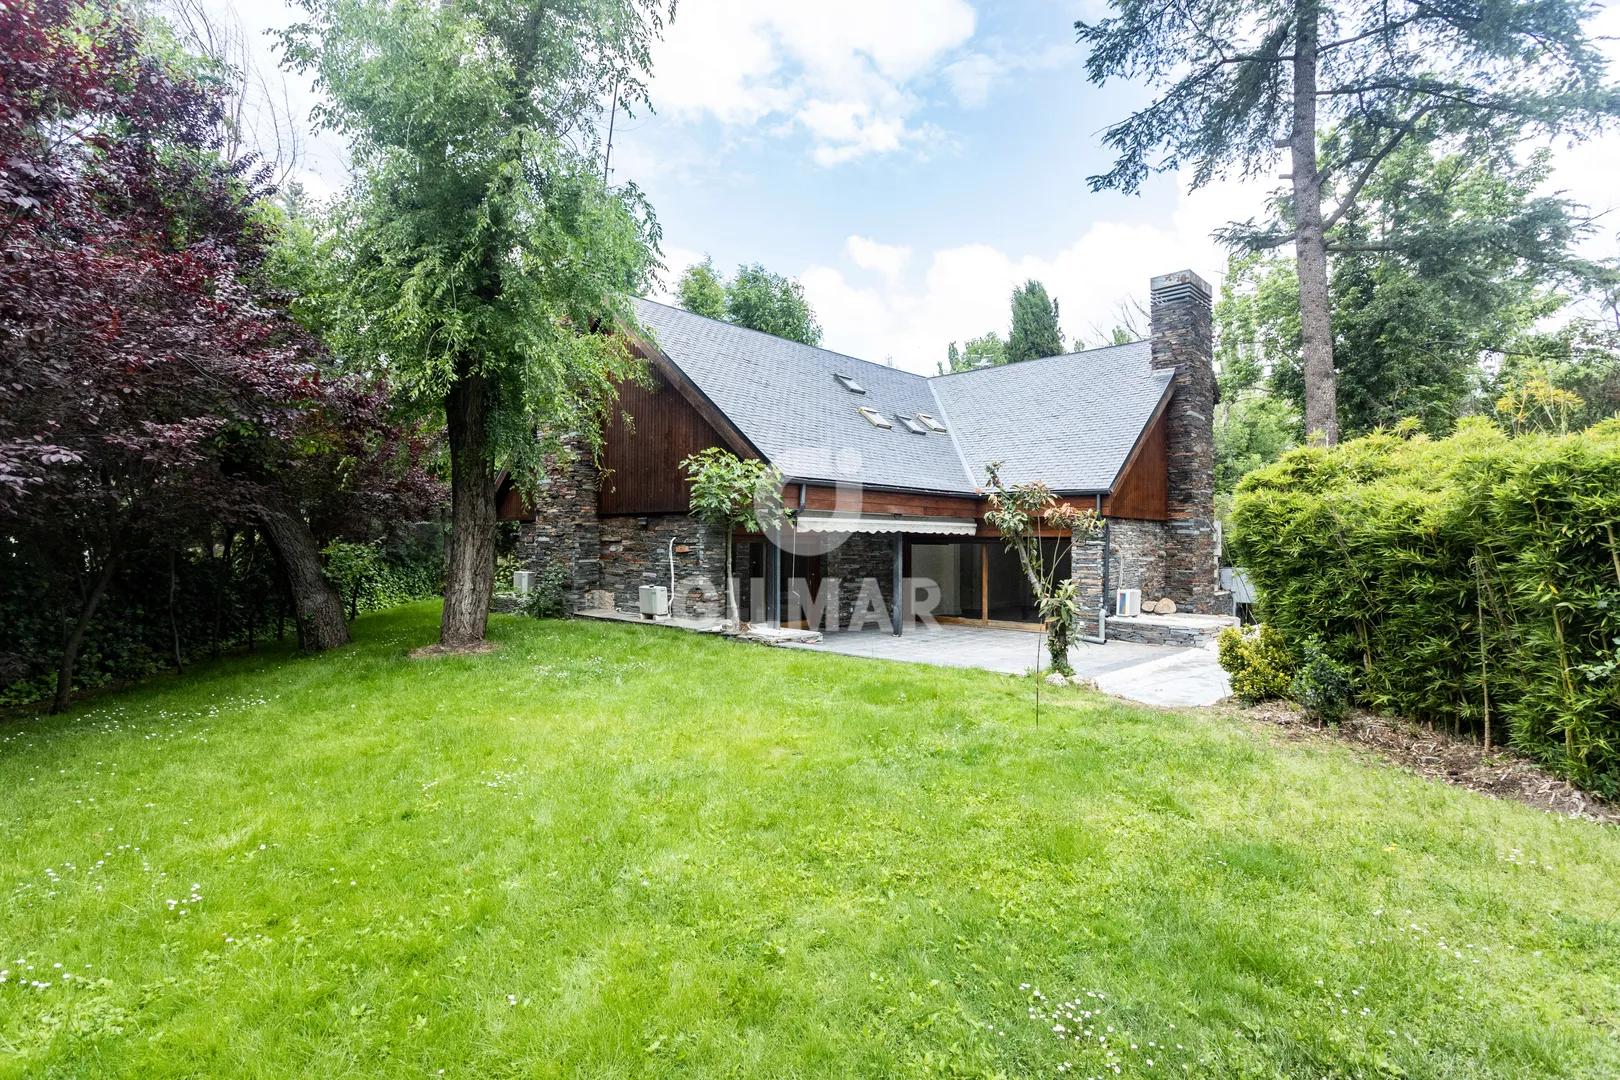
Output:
823 533 899 631
1072 532 1106 638
597 515 726 619
1148 270 1218 613
1107 518 1167 607
518 481 905 630
515 443 602 613
516 441 732 618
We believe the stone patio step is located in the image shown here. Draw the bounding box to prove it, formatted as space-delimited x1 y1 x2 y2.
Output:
1103 612 1237 648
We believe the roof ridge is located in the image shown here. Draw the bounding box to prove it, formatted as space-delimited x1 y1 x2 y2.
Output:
926 381 978 492
634 296 928 382
928 338 1148 381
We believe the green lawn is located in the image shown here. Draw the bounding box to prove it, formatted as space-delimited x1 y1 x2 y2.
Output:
2 603 1617 1078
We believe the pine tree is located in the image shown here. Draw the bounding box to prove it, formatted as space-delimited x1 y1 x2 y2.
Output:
1006 281 1064 363
1076 0 1619 444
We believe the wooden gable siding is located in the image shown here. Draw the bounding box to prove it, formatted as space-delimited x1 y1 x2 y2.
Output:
597 371 727 515
1100 409 1168 521
497 479 533 521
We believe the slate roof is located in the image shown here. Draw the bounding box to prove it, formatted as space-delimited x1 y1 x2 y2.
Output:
629 297 1174 496
930 341 1172 491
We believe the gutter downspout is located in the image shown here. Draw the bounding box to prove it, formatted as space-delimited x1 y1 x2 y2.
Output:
1079 494 1108 645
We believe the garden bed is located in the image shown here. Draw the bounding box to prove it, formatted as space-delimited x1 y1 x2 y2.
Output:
1235 701 1619 824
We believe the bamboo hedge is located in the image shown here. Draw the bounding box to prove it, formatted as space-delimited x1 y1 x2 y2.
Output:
1229 417 1620 796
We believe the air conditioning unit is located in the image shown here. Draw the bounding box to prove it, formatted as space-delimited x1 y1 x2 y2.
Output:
1115 588 1142 617
512 570 535 596
638 585 669 619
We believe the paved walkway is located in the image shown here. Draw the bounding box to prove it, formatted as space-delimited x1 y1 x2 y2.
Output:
790 622 1232 707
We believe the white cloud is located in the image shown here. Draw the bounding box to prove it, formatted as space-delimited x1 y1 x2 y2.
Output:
648 0 976 165
799 172 1268 373
1541 3 1620 259
942 53 1000 109
942 41 1072 109
646 0 794 125
800 101 909 165
845 235 912 281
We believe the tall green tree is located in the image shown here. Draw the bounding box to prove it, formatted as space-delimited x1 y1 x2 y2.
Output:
1212 256 1301 520
1488 280 1620 430
675 256 726 320
1076 0 1619 445
1219 141 1599 437
725 263 821 345
281 0 667 648
1006 280 1063 363
940 331 1007 373
673 259 821 345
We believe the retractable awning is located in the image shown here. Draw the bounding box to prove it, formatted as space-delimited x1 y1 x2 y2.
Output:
791 513 978 536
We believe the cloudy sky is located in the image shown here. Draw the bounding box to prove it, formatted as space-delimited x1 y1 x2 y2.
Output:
210 0 1620 374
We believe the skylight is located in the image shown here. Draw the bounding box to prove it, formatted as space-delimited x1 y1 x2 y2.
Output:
856 406 892 429
897 415 927 434
915 412 947 432
834 373 866 394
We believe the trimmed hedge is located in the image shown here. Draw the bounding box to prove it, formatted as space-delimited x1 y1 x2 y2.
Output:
1230 417 1620 795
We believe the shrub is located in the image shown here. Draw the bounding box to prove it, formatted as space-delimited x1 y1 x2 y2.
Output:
1291 645 1355 725
524 562 571 620
1217 624 1294 703
1230 417 1620 793
322 535 444 620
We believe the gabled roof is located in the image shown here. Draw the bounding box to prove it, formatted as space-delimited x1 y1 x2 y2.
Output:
930 341 1172 491
628 297 1173 495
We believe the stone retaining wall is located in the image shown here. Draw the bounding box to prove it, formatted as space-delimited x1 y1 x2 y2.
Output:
1104 613 1237 648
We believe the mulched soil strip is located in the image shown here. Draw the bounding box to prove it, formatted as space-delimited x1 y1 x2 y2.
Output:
1230 701 1618 825
407 641 501 659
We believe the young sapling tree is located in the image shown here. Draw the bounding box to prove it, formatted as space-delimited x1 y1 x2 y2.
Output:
982 463 1102 677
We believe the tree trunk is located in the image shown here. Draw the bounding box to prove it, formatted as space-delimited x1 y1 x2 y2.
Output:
440 364 497 647
168 549 184 672
256 491 350 652
52 547 120 714
244 535 259 654
1291 0 1338 446
211 527 232 660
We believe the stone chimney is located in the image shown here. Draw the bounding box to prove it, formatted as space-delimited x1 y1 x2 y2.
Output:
1149 270 1217 613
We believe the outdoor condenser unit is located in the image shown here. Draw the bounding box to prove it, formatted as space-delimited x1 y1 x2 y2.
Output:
512 570 535 596
639 585 670 619
1115 588 1142 617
